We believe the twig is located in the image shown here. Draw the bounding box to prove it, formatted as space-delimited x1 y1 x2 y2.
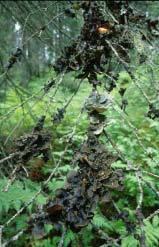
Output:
21 2 56 46
142 178 159 197
57 226 67 247
1 110 82 231
103 129 125 161
143 171 159 179
1 228 28 247
112 104 159 167
0 225 2 247
2 166 19 192
106 40 151 105
0 88 42 122
136 171 143 211
135 171 147 247
0 153 18 165
22 11 65 48
145 209 159 221
92 223 121 247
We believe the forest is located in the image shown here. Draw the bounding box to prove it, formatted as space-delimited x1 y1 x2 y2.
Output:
0 1 159 247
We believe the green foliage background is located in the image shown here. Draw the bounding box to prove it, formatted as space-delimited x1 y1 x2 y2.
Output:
1 66 159 247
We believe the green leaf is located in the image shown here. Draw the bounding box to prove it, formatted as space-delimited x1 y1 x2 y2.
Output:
44 224 53 233
92 213 113 231
111 220 127 234
122 235 139 247
64 229 75 247
13 199 21 211
152 216 159 228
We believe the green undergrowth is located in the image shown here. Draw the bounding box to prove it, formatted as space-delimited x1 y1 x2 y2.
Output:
1 68 159 247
